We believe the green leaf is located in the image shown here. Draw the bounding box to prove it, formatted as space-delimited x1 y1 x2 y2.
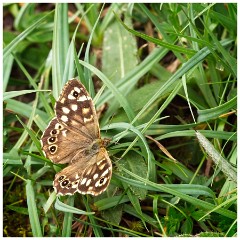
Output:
102 13 138 83
6 205 29 215
5 99 48 120
3 151 22 166
118 151 147 200
101 204 123 225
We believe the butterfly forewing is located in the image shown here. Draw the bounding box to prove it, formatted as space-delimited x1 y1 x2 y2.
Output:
41 117 92 164
55 79 100 140
41 79 112 196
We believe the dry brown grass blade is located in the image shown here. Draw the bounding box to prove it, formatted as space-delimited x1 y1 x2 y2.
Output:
146 135 177 162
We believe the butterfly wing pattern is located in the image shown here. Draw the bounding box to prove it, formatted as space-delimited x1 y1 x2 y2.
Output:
41 79 112 196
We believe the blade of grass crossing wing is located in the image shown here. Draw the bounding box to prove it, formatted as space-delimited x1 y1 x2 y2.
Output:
79 60 135 122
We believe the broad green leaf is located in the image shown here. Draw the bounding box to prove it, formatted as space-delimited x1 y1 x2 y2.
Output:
102 204 123 225
118 151 147 200
102 13 138 83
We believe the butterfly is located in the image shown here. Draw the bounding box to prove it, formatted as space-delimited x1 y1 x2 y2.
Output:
40 79 112 196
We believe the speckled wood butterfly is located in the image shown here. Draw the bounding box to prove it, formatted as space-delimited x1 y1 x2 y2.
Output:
40 79 112 196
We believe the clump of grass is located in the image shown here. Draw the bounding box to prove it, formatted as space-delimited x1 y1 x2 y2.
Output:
3 3 237 237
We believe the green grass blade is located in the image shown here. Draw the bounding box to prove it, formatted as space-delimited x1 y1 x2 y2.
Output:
26 180 43 237
52 3 69 98
79 60 135 122
197 96 237 122
3 90 48 101
3 10 53 59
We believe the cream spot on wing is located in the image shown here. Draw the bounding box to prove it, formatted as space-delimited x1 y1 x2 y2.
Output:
62 130 67 137
99 163 106 170
71 104 78 111
86 179 91 186
81 178 87 185
86 168 92 175
97 159 104 166
71 180 78 188
55 123 63 130
84 115 93 123
62 107 70 114
60 97 66 103
68 94 75 100
66 192 73 196
77 95 91 102
74 87 81 93
102 169 109 177
61 115 68 122
88 186 93 191
93 173 99 180
82 107 90 115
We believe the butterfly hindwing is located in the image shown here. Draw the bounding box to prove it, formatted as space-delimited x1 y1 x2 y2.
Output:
53 148 112 196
